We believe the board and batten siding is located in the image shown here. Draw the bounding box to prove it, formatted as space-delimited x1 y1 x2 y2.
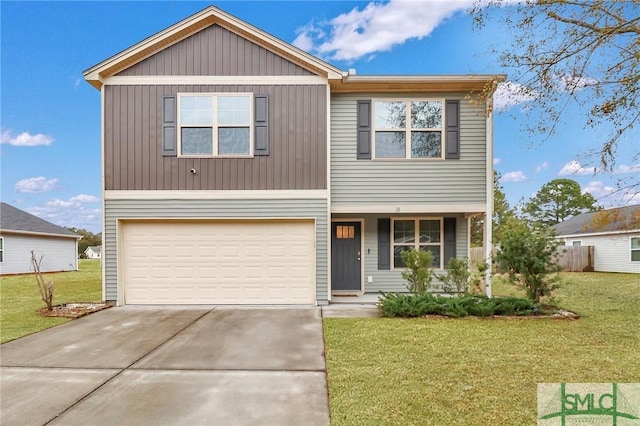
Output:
104 84 326 191
104 198 329 302
565 233 640 273
334 213 468 293
116 24 314 77
0 234 78 275
330 93 488 207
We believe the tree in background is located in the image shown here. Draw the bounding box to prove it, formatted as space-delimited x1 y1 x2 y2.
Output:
473 1 639 186
67 227 102 256
523 178 597 227
471 171 517 246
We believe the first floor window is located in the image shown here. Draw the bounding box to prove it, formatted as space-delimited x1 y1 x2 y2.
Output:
392 218 442 269
572 241 582 247
374 99 443 159
178 93 252 157
0 237 4 263
632 237 640 262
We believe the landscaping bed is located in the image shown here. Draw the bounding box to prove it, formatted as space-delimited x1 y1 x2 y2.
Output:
377 292 579 319
36 302 110 318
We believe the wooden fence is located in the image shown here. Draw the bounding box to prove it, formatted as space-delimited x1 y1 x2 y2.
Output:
469 245 595 272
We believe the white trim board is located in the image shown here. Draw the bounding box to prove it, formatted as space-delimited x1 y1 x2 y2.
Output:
556 230 640 239
105 190 329 200
102 75 330 86
331 204 486 214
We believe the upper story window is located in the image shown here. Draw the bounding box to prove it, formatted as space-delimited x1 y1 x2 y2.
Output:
373 99 443 159
178 93 253 157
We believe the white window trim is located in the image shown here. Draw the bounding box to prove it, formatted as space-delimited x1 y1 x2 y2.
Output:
571 240 582 247
372 98 445 160
0 236 3 263
391 217 444 270
177 92 254 158
631 237 640 262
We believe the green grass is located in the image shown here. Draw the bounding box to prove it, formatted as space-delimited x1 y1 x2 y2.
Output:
324 273 640 425
0 259 102 343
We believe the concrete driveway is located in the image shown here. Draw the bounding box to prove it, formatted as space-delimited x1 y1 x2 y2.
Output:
0 307 329 426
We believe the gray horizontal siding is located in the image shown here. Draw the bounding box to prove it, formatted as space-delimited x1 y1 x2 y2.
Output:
333 213 468 293
104 198 328 303
118 24 313 77
330 93 488 206
0 233 77 275
104 84 327 191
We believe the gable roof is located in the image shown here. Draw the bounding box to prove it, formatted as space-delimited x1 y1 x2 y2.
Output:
554 205 640 237
85 245 102 254
83 5 345 89
0 202 80 239
84 6 505 95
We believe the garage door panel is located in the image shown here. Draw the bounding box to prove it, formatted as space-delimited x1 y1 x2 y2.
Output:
121 221 315 305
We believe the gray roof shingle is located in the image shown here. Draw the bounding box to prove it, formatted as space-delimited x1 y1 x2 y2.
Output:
0 202 79 238
554 205 640 236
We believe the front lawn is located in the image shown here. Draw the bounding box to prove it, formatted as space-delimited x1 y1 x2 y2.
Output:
0 259 102 343
324 273 640 425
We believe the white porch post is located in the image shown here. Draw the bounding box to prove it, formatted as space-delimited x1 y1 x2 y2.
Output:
485 94 494 298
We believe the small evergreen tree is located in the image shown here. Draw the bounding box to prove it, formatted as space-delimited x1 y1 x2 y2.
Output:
400 249 435 294
495 221 562 303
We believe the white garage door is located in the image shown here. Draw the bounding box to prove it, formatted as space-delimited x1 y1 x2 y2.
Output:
120 220 315 305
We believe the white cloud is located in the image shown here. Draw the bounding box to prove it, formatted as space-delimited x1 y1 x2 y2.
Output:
501 171 527 182
15 177 59 193
582 181 640 206
534 161 550 173
554 74 598 93
0 129 54 146
615 164 640 174
493 81 539 112
293 0 474 61
493 158 501 165
559 160 600 176
70 194 100 203
25 194 102 232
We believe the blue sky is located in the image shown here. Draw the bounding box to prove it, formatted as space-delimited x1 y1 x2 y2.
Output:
1 1 638 233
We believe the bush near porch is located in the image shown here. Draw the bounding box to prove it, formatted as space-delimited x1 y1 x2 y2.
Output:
324 272 640 425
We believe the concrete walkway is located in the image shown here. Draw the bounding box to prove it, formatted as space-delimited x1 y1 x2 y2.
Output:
0 307 329 426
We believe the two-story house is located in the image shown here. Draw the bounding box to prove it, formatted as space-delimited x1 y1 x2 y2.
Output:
84 6 503 306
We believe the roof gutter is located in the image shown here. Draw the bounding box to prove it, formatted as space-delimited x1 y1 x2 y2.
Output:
0 229 82 240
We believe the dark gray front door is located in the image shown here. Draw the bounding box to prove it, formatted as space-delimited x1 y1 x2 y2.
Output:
331 222 362 292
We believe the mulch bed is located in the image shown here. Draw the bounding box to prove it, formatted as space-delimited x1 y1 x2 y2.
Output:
36 302 111 318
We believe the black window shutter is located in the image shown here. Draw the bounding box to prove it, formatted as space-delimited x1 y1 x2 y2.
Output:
162 96 177 157
443 218 457 267
445 100 460 159
357 100 372 159
378 218 391 270
254 94 269 156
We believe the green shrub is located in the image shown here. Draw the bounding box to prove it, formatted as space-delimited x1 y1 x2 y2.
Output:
437 257 471 294
495 220 562 303
400 249 435 294
378 292 538 318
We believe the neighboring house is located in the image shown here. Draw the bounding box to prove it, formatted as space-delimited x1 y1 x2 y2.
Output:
0 202 80 275
555 205 640 274
83 6 503 306
84 246 102 259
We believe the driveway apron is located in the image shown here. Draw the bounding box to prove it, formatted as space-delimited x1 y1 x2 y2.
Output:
0 307 329 426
